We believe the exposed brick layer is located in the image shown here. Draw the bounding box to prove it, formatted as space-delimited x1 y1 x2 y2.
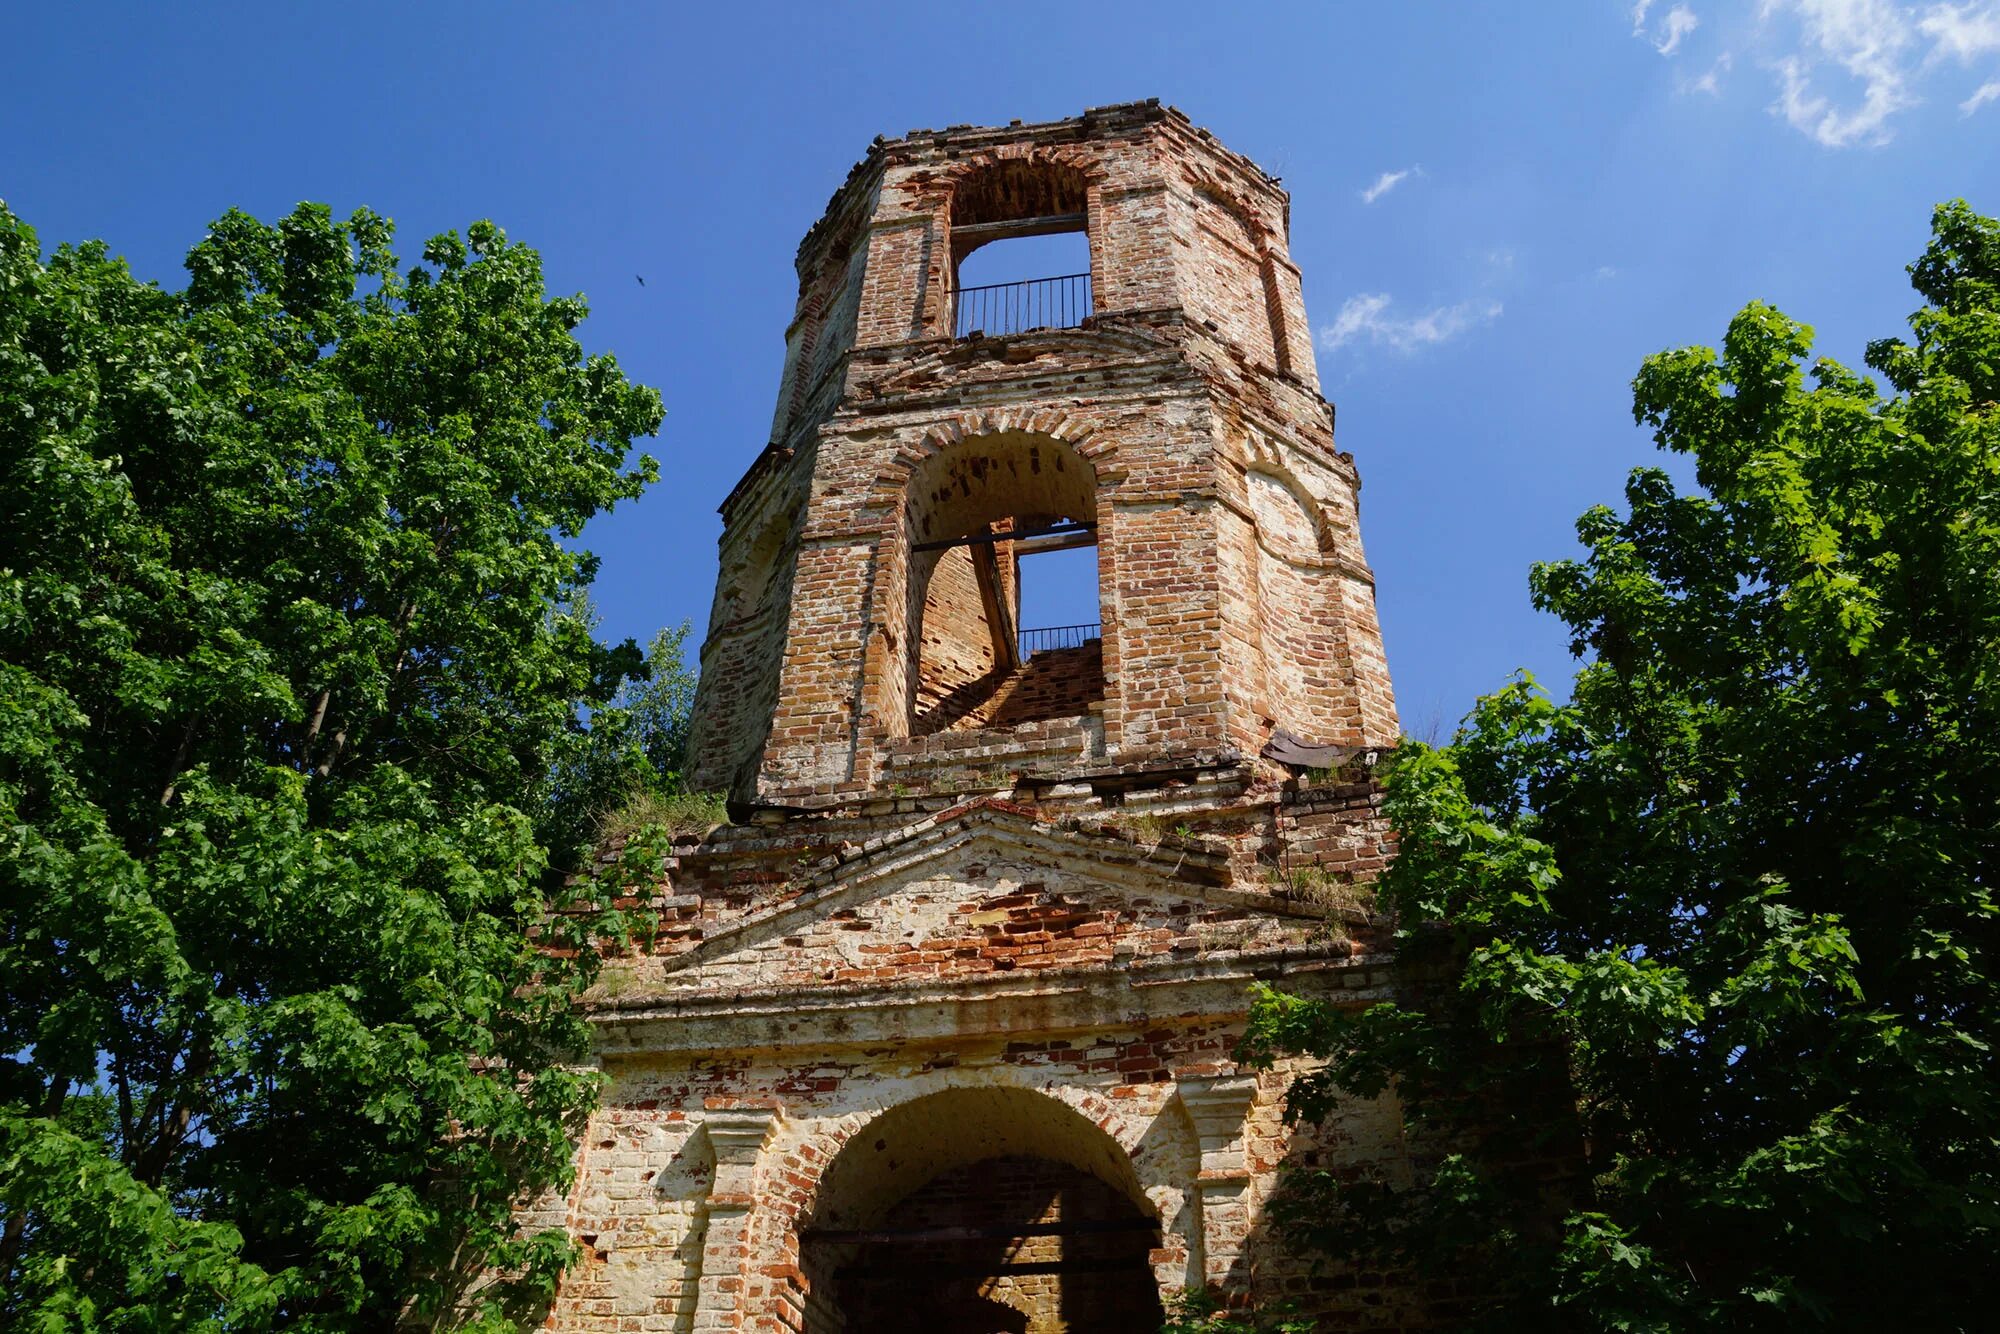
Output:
982 642 1104 730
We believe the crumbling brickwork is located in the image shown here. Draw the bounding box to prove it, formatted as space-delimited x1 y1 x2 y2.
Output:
546 103 1425 1331
685 100 1395 807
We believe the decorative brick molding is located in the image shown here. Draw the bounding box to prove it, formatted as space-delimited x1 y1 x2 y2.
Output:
690 1107 783 1332
1176 1074 1261 1285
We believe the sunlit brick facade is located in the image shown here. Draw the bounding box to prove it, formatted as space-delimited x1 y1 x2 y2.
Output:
536 101 1421 1333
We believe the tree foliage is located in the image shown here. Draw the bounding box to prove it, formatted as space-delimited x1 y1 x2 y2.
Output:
1160 1287 1312 1334
0 200 664 1328
542 620 703 862
1244 202 2000 1330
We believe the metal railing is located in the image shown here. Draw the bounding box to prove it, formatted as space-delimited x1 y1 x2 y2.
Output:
1018 623 1101 659
954 273 1093 339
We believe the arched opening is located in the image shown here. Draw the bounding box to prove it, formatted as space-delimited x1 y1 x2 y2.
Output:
691 500 801 793
1243 466 1330 737
1191 189 1282 369
903 433 1104 736
950 159 1093 338
717 502 799 632
791 229 862 424
797 1088 1167 1334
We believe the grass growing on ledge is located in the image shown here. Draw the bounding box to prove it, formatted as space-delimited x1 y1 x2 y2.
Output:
1267 861 1376 917
1110 810 1168 844
597 787 729 845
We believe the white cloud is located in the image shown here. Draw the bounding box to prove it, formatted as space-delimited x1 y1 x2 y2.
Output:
1656 4 1702 53
1594 265 1621 280
1755 1 2000 141
1919 3 2000 61
1320 293 1504 353
1632 1 1700 54
1920 4 2000 113
1360 166 1418 204
1683 50 1735 92
1763 0 1919 146
1964 76 2000 107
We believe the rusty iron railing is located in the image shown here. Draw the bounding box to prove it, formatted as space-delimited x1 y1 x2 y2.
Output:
1017 622 1101 658
954 273 1093 339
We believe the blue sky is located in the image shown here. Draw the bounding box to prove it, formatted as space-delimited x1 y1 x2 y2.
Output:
6 2 1997 738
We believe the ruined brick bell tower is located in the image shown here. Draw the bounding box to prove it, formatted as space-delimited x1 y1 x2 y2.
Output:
541 103 1417 1333
687 100 1397 805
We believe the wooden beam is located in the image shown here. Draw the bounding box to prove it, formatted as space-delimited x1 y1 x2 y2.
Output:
803 1215 1159 1247
911 521 1095 555
970 540 1019 673
951 212 1086 244
838 1255 1154 1280
1012 529 1097 557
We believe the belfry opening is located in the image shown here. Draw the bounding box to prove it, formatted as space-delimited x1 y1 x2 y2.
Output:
904 431 1104 736
949 157 1093 339
796 1088 1166 1334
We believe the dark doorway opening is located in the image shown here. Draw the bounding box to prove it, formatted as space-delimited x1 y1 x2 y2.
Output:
797 1089 1167 1334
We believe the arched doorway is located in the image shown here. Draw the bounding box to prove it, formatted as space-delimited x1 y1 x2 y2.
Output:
797 1087 1166 1333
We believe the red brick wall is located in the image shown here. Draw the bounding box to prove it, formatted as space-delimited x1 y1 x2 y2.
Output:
914 543 1000 723
983 641 1103 730
687 493 803 794
1187 190 1279 370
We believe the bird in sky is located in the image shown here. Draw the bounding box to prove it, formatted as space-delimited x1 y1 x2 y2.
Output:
636 274 646 286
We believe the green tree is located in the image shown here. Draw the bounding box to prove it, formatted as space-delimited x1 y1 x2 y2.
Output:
542 620 708 863
0 200 664 1328
1244 201 2000 1330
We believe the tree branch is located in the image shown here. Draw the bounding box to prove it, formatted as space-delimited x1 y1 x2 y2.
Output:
159 715 199 806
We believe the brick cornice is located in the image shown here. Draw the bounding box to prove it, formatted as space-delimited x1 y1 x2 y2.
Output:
588 945 1382 1056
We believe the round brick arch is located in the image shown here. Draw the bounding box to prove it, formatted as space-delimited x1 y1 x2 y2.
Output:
904 430 1098 548
741 1073 1197 1332
1241 460 1340 562
867 408 1116 503
861 417 1123 742
918 143 1107 215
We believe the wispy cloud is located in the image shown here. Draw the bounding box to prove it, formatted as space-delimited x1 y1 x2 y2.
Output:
1683 50 1735 92
1922 1 2000 114
1765 0 1918 146
1965 77 2000 108
1919 2 2000 61
1757 1 2000 143
1920 3 2000 115
1320 293 1504 354
1360 166 1419 204
1633 1 1701 53
1656 4 1702 53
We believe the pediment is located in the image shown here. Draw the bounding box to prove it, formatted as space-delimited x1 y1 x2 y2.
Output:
634 800 1323 997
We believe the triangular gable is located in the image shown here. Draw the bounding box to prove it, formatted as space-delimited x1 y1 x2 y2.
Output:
642 800 1324 995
